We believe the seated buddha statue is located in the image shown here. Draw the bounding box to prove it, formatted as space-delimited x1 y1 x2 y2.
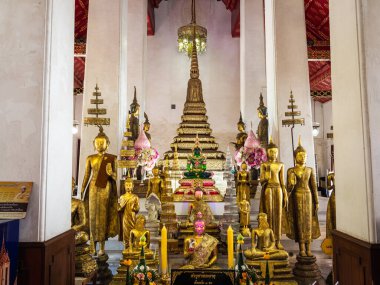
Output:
244 213 288 260
181 188 218 229
183 135 212 179
129 214 151 253
182 212 219 269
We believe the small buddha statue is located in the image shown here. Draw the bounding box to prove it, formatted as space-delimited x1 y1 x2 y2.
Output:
72 177 87 233
286 137 320 257
81 126 119 256
236 161 251 204
185 188 217 228
118 176 140 250
244 213 288 260
239 191 251 237
172 146 180 171
183 135 212 179
143 112 151 141
182 212 218 269
129 215 151 253
256 93 268 148
129 86 140 141
234 112 248 151
146 167 165 201
326 172 336 239
259 137 288 250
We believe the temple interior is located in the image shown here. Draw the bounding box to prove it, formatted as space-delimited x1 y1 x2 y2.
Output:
1 0 380 284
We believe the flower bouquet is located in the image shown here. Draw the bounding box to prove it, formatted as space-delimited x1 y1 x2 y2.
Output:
234 130 267 169
134 147 159 171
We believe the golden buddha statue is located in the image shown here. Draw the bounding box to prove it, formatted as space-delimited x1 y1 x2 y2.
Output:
259 137 288 249
81 127 119 256
234 112 248 151
72 178 87 233
182 212 218 269
244 213 288 260
143 112 151 141
146 167 164 200
286 137 320 257
326 172 336 239
237 161 251 204
118 176 140 250
185 188 216 228
129 215 151 253
256 93 268 148
239 191 251 237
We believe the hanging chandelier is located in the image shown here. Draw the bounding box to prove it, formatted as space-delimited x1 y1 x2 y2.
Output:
177 0 207 57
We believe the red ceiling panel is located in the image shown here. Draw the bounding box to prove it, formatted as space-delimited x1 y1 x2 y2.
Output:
74 57 86 89
75 0 89 42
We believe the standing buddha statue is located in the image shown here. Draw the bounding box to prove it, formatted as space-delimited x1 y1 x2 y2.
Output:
286 137 320 257
182 212 218 269
234 112 248 151
256 93 269 148
259 137 288 249
236 161 251 203
129 86 140 141
239 191 251 237
146 166 165 201
326 171 336 239
81 127 119 256
118 176 140 250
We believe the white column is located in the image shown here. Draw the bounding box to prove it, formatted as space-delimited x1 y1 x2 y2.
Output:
127 0 148 114
78 0 122 191
0 0 74 242
330 0 380 243
265 0 315 169
240 0 266 128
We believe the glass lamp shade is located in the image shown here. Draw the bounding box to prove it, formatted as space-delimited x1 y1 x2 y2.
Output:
178 23 207 56
312 122 320 137
72 120 79 135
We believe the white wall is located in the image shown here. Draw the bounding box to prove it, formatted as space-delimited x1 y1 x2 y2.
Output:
146 0 240 156
0 0 74 242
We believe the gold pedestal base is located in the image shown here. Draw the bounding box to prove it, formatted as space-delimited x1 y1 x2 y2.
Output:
246 259 297 284
173 178 223 202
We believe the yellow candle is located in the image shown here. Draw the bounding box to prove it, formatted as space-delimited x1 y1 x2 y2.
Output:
227 225 234 269
161 225 168 274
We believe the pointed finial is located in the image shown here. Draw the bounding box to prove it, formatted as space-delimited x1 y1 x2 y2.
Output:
269 135 273 144
259 93 264 106
294 135 306 156
298 135 302 147
191 0 196 24
267 135 278 149
133 86 138 104
144 112 150 124
190 26 199 78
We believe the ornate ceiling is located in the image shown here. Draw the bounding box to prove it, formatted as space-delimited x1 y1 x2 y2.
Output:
305 0 331 103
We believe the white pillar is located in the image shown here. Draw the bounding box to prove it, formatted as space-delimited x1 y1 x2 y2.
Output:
240 0 266 129
265 0 315 169
330 0 380 243
127 0 148 114
78 0 122 191
0 0 74 242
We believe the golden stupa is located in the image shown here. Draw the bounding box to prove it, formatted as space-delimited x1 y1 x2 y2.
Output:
164 31 225 171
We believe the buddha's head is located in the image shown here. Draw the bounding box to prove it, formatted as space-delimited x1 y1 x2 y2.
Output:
194 187 204 201
143 121 150 132
241 162 248 171
237 122 245 133
294 136 307 165
152 167 159 177
193 147 201 157
135 214 146 231
124 176 133 192
266 137 278 161
257 212 269 229
194 212 205 236
93 127 110 153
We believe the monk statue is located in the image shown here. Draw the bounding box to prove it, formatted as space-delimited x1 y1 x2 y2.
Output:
183 135 212 179
81 127 119 256
239 191 251 237
143 112 151 141
146 166 165 201
182 212 218 269
326 172 336 239
233 112 248 151
256 93 268 148
185 188 217 228
236 161 251 204
72 178 97 276
286 137 320 257
118 176 140 250
244 213 288 260
129 214 151 253
259 137 288 249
